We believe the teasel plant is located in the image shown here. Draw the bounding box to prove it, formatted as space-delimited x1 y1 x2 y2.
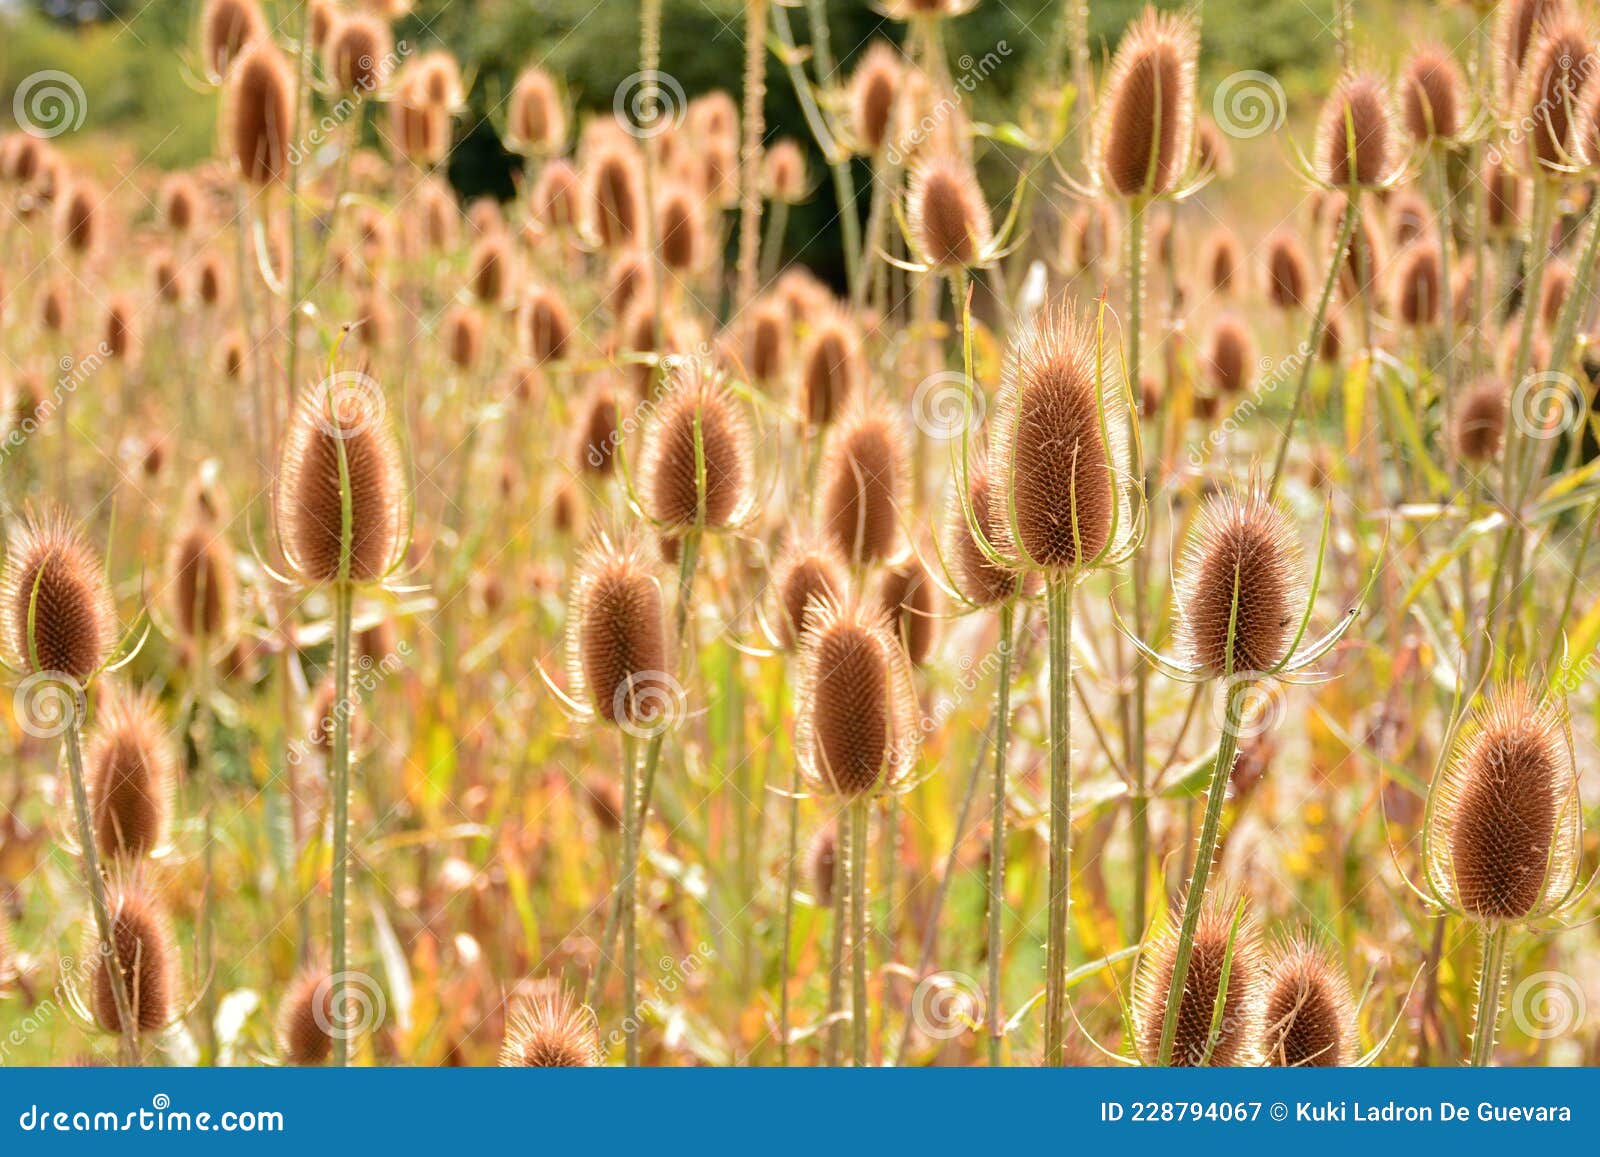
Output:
958 301 1144 1066
0 508 150 1062
794 592 921 1066
264 361 413 1066
1115 483 1376 1066
1398 680 1591 1066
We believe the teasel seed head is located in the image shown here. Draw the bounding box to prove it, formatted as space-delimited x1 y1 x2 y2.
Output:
656 181 707 273
499 980 601 1066
795 594 920 799
165 516 237 650
91 871 178 1035
276 961 339 1065
879 552 939 667
762 138 809 204
1388 189 1433 245
988 306 1125 575
1175 485 1308 676
443 304 482 371
1095 5 1199 198
507 67 567 155
1260 936 1359 1066
84 685 176 861
1 510 116 682
1402 44 1468 142
1315 72 1399 189
325 13 392 94
944 464 1030 607
56 179 99 257
1133 890 1267 1066
1429 684 1579 923
820 400 909 566
1204 314 1255 395
519 284 574 365
850 42 902 156
1265 230 1310 311
201 0 264 82
151 251 184 305
638 357 754 531
197 252 229 307
1570 72 1600 166
907 153 994 269
1496 0 1572 99
1392 241 1444 327
273 370 407 585
388 74 452 165
798 308 863 427
102 295 137 361
744 297 790 387
1483 161 1524 234
227 40 294 186
1515 19 1596 171
39 279 70 333
467 233 513 306
807 820 839 907
159 174 201 234
769 529 850 650
586 143 645 249
1194 116 1233 177
1201 227 1241 296
576 381 621 477
566 533 669 730
531 159 583 233
581 774 624 834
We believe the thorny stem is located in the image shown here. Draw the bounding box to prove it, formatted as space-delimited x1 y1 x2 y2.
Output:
735 0 769 311
330 578 354 1067
1043 576 1075 1066
1126 196 1151 943
621 728 640 1065
1469 922 1509 1067
849 795 869 1066
987 600 1016 1066
641 0 665 349
1156 678 1248 1066
193 637 218 1066
800 0 862 298
825 822 847 1065
777 665 799 1066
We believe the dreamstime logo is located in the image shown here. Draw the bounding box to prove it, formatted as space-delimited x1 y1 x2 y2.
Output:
1215 675 1288 742
1488 49 1600 167
312 970 387 1041
911 371 985 441
1511 371 1584 440
1511 971 1586 1040
614 670 688 739
14 671 87 739
1212 71 1286 139
614 70 686 140
14 70 88 139
884 41 1011 165
310 370 387 440
910 971 985 1040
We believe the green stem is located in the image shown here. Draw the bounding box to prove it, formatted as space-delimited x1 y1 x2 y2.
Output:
735 0 769 311
1126 196 1150 944
825 824 846 1065
777 670 798 1066
800 0 862 298
1469 923 1509 1067
1043 576 1075 1066
330 578 354 1067
1155 678 1248 1066
621 728 640 1065
850 795 869 1067
988 600 1015 1067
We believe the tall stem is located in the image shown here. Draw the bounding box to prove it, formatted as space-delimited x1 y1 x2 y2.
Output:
330 578 354 1066
736 0 769 310
1155 678 1248 1066
849 796 869 1066
777 670 799 1066
193 642 218 1065
825 824 846 1065
641 0 665 349
1043 576 1075 1066
1469 923 1509 1067
987 600 1015 1066
1125 196 1150 942
800 0 862 297
620 729 640 1065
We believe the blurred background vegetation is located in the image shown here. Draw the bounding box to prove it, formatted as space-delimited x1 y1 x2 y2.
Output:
3 0 1469 279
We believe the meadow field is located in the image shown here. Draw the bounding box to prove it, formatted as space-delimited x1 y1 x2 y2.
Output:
0 0 1596 1068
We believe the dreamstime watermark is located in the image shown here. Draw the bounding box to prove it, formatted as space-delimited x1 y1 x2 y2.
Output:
287 41 414 167
613 669 689 740
1511 970 1586 1040
1186 341 1313 469
1488 48 1600 168
0 947 105 1065
16 1094 283 1133
910 371 986 441
603 941 713 1049
1214 674 1290 742
1212 71 1286 139
311 970 387 1041
884 42 1012 166
309 369 389 440
613 70 687 140
12 671 87 740
1510 370 1585 440
13 70 87 139
2 345 113 460
909 970 985 1040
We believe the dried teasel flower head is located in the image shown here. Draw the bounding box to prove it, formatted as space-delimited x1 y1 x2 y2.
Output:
159 173 202 234
165 512 237 652
585 142 645 250
1175 485 1308 676
798 308 864 428
90 870 179 1035
443 304 482 371
530 159 583 237
272 369 408 585
849 42 902 156
907 152 994 269
499 980 601 1066
226 39 294 186
275 960 342 1065
604 249 651 319
1514 18 1597 171
519 284 575 366
1132 890 1267 1066
1314 72 1400 189
1204 313 1255 395
566 533 670 731
1402 44 1468 142
1095 6 1199 198
1483 161 1525 233
1200 227 1241 297
742 296 790 387
1388 188 1433 245
201 0 265 83
795 594 920 798
638 357 755 531
388 71 452 165
83 685 177 861
1392 241 1444 327
325 13 394 95
1427 684 1580 923
55 178 100 258
1264 230 1310 311
575 381 622 477
820 399 909 567
1496 0 1572 99
762 138 809 204
1 510 117 683
102 295 138 361
988 305 1130 576
879 551 939 666
506 67 567 156
1260 936 1359 1066
769 529 850 651
656 181 707 273
945 463 1033 607
467 232 514 307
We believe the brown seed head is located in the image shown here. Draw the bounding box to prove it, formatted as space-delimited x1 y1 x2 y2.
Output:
500 981 601 1066
576 384 621 477
1483 162 1524 233
907 153 993 269
276 962 339 1065
273 371 407 585
1515 20 1597 170
85 686 176 860
197 252 229 307
1402 44 1468 142
769 530 850 650
227 40 294 186
159 174 201 233
1497 0 1572 97
1265 230 1310 311
799 309 863 427
39 279 70 333
201 0 264 81
1388 189 1433 245
807 821 839 907
586 144 644 249
1175 486 1307 676
850 43 902 155
1 511 116 682
567 534 669 729
945 464 1031 607
763 138 809 204
1204 314 1255 395
1261 937 1359 1066
102 296 137 361
507 67 566 155
326 13 393 93
467 233 513 306
56 179 99 257
1133 891 1267 1066
657 182 706 273
519 284 574 365
443 305 482 370
820 401 908 566
1392 241 1444 327
879 553 939 666
531 159 583 233
581 774 624 833
1201 228 1241 296
744 297 790 386
166 518 237 648
91 873 177 1035
639 357 753 530
1315 72 1398 188
388 74 452 165
1096 6 1199 198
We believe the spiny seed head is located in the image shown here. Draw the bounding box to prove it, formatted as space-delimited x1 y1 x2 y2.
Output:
1202 228 1241 296
499 980 601 1066
1315 72 1399 188
1204 314 1255 395
744 298 790 385
0 510 116 682
507 67 566 155
799 309 863 427
851 43 902 155
468 233 513 305
1068 201 1116 272
1388 189 1433 245
945 463 1031 607
39 279 70 332
201 0 264 82
165 518 237 648
657 182 707 273
1429 684 1579 923
519 284 574 365
1194 116 1232 177
879 552 939 667
795 594 920 799
325 13 392 94
1392 241 1444 327
1571 72 1600 166
444 304 482 370
91 872 178 1035
907 153 994 269
1261 936 1359 1066
276 962 340 1065
586 144 644 249
389 75 452 164
820 400 909 566
1095 6 1199 198
604 249 651 319
273 372 407 585
85 685 176 861
638 357 754 530
309 0 335 49
198 253 228 306
1175 486 1308 676
1497 0 1572 98
807 821 839 906
102 296 137 361
227 40 294 186
152 251 184 304
159 174 201 233
56 179 99 257
566 533 669 729
1133 891 1267 1066
1265 231 1310 311
1402 44 1468 142
576 382 621 476
763 138 809 203
1483 161 1524 232
989 306 1124 575
769 529 850 650
1515 20 1597 170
